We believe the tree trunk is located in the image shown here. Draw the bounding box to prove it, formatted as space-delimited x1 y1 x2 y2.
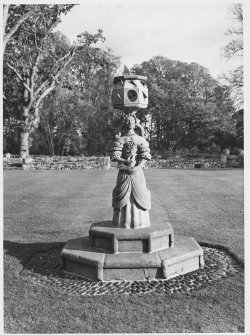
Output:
61 143 66 156
43 120 55 155
156 123 161 152
49 134 55 156
3 5 9 54
20 130 30 158
3 5 9 31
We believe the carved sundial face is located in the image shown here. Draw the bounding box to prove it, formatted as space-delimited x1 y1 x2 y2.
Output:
112 75 148 109
127 89 138 102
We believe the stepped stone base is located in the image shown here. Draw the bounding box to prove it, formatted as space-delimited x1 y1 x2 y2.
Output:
61 227 204 281
89 221 174 253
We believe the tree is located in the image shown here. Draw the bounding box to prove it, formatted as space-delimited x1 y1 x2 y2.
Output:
132 56 236 155
222 4 243 110
3 5 37 55
68 46 121 155
223 5 243 58
3 4 105 157
39 47 121 156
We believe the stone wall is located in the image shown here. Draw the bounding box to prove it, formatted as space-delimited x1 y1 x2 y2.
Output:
3 154 242 170
147 157 241 169
3 156 111 170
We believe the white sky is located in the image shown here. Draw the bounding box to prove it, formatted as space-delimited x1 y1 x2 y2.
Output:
56 1 242 79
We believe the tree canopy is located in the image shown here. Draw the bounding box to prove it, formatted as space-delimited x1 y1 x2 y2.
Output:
3 4 243 157
222 4 243 111
132 57 236 154
3 4 105 157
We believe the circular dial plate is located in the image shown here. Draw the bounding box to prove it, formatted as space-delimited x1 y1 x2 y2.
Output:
127 89 138 102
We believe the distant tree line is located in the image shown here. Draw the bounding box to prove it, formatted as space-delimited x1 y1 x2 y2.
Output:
3 4 243 157
132 57 243 156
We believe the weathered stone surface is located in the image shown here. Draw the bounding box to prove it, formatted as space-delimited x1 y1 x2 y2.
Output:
118 239 147 253
61 234 203 281
104 250 161 268
61 237 105 281
158 236 203 264
103 267 161 281
158 236 203 279
89 220 174 254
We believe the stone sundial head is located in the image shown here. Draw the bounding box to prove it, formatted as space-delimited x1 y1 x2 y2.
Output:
112 75 148 111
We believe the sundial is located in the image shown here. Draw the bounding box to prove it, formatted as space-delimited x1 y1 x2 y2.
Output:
61 74 204 281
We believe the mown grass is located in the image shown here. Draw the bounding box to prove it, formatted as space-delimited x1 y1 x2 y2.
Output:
4 169 244 333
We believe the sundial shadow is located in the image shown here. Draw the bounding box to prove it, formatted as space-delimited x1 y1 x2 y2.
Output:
4 240 65 276
4 220 114 279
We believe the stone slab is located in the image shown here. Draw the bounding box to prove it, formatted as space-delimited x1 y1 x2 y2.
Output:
61 234 204 281
158 235 203 264
103 267 161 281
90 220 173 238
158 235 204 279
61 237 105 280
118 239 148 252
163 257 200 279
63 259 101 281
104 250 161 268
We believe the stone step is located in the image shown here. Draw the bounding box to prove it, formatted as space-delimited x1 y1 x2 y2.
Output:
89 221 174 253
61 234 204 281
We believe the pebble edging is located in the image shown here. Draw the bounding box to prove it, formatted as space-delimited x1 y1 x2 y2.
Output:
19 246 243 296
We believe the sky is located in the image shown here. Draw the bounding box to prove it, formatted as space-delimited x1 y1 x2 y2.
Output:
55 1 242 79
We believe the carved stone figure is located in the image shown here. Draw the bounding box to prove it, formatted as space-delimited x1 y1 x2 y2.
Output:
111 113 151 228
61 74 204 282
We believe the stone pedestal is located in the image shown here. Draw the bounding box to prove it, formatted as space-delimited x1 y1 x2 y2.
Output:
61 221 204 281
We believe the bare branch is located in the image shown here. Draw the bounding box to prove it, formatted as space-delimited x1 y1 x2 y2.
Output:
23 53 41 112
6 62 23 81
45 20 59 37
3 8 35 52
34 31 39 49
227 29 243 35
6 62 32 93
57 46 77 63
34 46 77 97
3 5 9 33
30 51 41 88
34 79 50 97
35 81 56 108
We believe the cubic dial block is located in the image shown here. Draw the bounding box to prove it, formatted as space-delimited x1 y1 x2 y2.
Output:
112 75 148 110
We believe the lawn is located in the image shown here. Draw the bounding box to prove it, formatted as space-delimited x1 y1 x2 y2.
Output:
4 169 244 333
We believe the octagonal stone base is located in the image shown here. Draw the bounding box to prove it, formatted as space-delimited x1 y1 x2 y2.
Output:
89 221 174 253
61 233 204 281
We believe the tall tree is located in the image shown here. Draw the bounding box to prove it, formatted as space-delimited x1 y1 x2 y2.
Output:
39 47 121 156
222 4 243 110
132 56 235 154
3 4 105 157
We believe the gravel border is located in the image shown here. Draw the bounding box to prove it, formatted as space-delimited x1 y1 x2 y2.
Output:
20 245 243 296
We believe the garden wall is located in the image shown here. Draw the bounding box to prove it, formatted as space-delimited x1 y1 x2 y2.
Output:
3 154 242 170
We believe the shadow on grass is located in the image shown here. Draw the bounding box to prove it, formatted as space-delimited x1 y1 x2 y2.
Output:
4 240 66 277
4 240 65 259
198 241 244 268
3 220 112 278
